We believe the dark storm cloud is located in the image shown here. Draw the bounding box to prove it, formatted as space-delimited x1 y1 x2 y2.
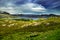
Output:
33 0 60 9
0 0 14 7
15 0 60 10
14 0 28 5
0 0 60 9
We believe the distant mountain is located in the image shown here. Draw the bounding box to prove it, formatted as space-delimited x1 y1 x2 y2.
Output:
0 11 10 15
11 14 60 18
0 11 13 18
0 11 60 18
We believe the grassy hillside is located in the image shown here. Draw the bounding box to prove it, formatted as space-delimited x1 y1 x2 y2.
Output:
1 29 60 40
0 17 60 40
0 13 12 18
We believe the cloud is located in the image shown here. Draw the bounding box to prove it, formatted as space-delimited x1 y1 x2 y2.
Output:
48 1 60 9
0 2 46 14
0 0 60 9
0 2 17 14
19 3 46 12
0 0 60 15
31 4 46 12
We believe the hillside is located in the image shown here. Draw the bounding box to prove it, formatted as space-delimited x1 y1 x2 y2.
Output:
0 11 17 19
12 14 60 18
0 17 60 40
0 11 11 18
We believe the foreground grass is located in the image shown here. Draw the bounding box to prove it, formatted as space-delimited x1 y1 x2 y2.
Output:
0 17 60 40
1 29 60 40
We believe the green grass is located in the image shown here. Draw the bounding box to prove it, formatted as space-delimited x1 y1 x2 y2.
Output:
1 29 60 40
0 17 60 40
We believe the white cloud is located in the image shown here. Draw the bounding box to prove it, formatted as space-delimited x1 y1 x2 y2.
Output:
31 5 46 12
0 3 47 14
20 3 46 12
0 2 19 14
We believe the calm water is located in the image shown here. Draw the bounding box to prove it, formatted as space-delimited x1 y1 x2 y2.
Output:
12 17 39 20
11 16 48 20
19 16 48 20
20 16 39 19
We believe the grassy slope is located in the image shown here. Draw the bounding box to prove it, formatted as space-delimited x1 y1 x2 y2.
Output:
0 17 60 40
1 29 60 40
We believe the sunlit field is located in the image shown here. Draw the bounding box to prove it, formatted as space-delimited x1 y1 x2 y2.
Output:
0 15 60 40
0 0 60 40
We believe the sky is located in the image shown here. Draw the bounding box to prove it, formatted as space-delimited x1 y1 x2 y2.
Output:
0 0 60 15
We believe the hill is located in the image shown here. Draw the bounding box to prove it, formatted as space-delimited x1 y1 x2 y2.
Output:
0 17 60 40
0 11 16 19
12 14 60 18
